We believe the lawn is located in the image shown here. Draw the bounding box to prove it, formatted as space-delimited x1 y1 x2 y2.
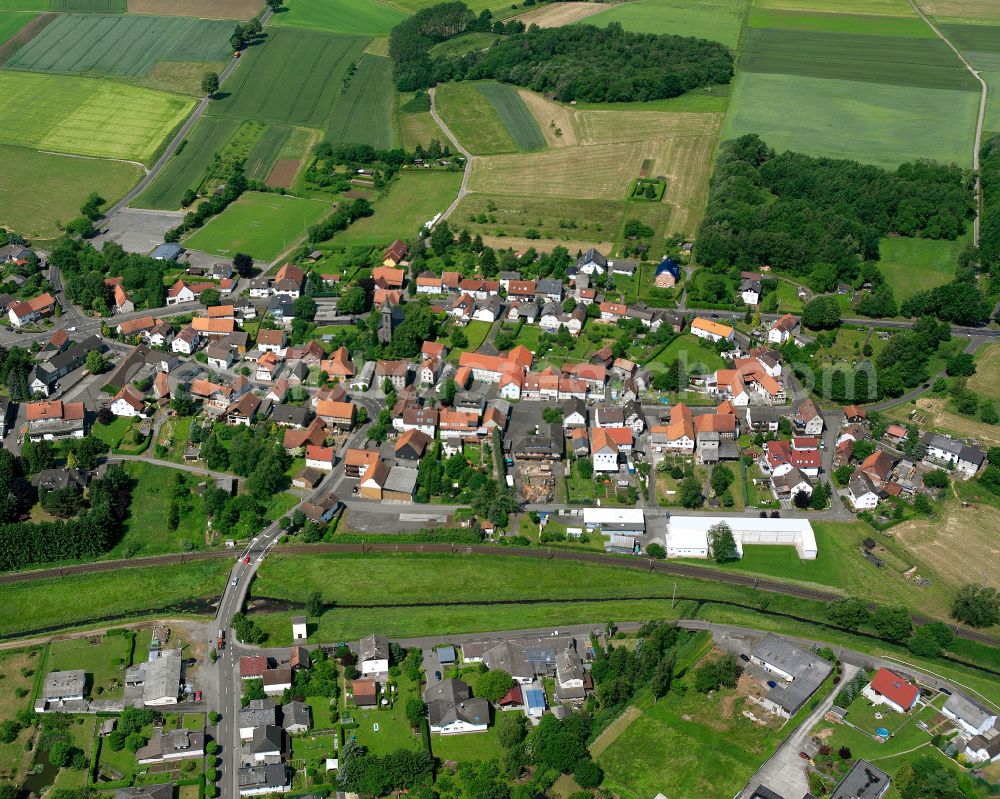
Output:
184 191 331 260
431 723 504 761
208 28 368 127
648 333 726 372
47 634 133 698
0 144 142 240
5 13 232 86
970 342 1000 400
335 170 462 246
579 0 749 48
133 115 241 210
327 53 395 150
91 416 133 448
0 647 42 780
877 234 964 302
428 30 498 57
0 70 194 163
397 90 444 150
774 279 804 312
445 320 492 355
347 671 422 756
109 461 209 557
271 0 405 35
0 560 230 638
305 695 337 730
477 80 545 151
290 732 337 771
435 80 519 155
722 71 979 168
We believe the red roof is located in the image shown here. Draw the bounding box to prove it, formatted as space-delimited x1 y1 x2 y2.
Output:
868 668 918 710
240 655 267 678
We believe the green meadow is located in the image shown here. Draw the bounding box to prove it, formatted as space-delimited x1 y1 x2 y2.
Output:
435 80 518 154
877 235 965 302
579 0 749 48
0 9 33 43
272 0 406 35
747 7 934 35
477 80 545 151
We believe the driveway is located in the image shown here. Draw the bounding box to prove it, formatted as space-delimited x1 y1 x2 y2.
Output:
741 663 858 799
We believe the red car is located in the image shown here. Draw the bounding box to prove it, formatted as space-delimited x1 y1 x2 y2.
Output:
798 752 809 760
194 691 202 702
243 556 251 564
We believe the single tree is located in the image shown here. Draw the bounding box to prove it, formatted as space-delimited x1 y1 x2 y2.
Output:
201 72 220 96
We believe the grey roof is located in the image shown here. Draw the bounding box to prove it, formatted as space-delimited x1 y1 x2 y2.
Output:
384 466 418 495
749 788 789 799
746 406 785 423
248 725 283 754
424 678 489 728
959 444 986 466
151 243 182 260
359 634 389 662
31 468 88 492
143 650 182 703
281 701 311 730
944 691 996 729
556 651 584 683
467 635 576 681
115 785 174 799
752 635 832 716
270 404 311 427
752 634 820 677
560 397 586 420
577 248 607 268
44 670 85 700
238 764 288 790
536 278 563 296
597 408 624 426
135 729 204 761
830 760 890 799
239 699 277 729
436 645 456 663
849 470 878 498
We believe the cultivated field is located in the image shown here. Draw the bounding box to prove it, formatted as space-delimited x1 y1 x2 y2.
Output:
0 11 52 62
971 343 1000 400
183 191 331 260
272 0 406 35
50 0 124 11
755 0 915 15
127 0 259 18
579 0 749 48
574 109 720 144
877 235 963 302
5 12 231 80
208 28 367 127
0 144 142 239
327 53 395 149
740 27 978 90
0 70 193 162
335 170 462 245
244 123 291 182
513 1 607 27
133 115 239 209
454 193 624 249
921 0 1000 22
722 71 978 167
397 91 443 150
477 80 545 151
747 7 934 35
516 89 578 147
434 80 518 154
0 9 33 44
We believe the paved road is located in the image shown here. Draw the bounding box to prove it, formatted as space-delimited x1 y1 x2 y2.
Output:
428 86 473 222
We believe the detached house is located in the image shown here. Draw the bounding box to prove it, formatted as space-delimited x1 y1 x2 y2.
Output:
166 280 196 306
862 668 919 714
769 314 800 345
848 470 880 511
110 385 146 418
794 399 824 435
654 257 681 288
691 317 734 343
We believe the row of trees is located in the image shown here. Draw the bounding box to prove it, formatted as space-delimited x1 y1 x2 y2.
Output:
0 463 131 572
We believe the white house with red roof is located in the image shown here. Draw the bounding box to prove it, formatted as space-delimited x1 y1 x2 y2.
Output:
862 668 919 714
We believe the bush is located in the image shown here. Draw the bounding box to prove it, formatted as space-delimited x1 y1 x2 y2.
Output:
645 543 665 559
573 759 603 789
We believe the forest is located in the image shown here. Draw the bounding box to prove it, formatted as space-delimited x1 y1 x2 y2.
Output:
696 135 973 276
50 239 170 313
389 1 733 101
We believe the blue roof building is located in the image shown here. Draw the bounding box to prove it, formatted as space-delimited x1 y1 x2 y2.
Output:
150 243 182 261
525 687 546 719
435 645 456 664
654 257 681 283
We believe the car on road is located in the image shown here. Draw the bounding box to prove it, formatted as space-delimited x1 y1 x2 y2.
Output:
799 752 809 760
739 654 749 662
434 671 441 680
67 327 76 332
194 691 202 702
243 556 251 564
231 577 239 586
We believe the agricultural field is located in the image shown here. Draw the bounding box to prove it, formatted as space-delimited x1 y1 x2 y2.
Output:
126 0 258 17
477 80 545 151
435 80 518 154
183 191 331 260
0 9 34 44
514 1 607 27
970 342 1000 400
244 123 292 181
578 0 749 48
51 0 124 11
4 13 232 89
133 115 240 209
921 0 1000 22
739 28 978 90
0 144 142 239
747 7 934 35
397 91 443 150
271 0 406 35
722 71 978 167
335 170 462 246
877 234 964 302
327 53 395 149
937 23 1000 129
0 560 230 638
0 70 193 162
208 28 368 128
754 0 915 15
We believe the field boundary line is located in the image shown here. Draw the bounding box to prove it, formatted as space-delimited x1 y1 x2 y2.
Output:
37 148 149 173
909 0 987 245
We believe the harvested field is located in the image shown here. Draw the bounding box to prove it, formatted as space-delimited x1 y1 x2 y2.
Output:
364 36 388 56
514 1 607 27
127 0 260 18
589 706 642 758
574 109 719 144
209 28 368 127
0 144 142 239
133 115 239 209
970 343 1000 400
265 158 298 188
6 12 232 80
477 80 545 151
327 53 395 149
517 89 578 147
0 70 193 163
740 28 978 90
398 95 443 150
145 59 226 95
894 504 1000 592
0 10 50 61
722 71 978 167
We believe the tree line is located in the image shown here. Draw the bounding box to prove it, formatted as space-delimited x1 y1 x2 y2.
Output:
52 239 169 312
390 2 733 101
0 462 131 572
